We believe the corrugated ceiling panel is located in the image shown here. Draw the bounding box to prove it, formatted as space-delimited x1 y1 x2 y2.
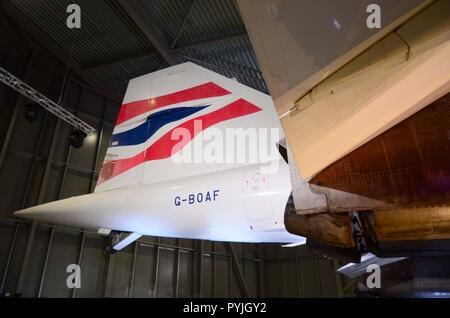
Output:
10 0 154 66
178 0 245 46
9 0 267 93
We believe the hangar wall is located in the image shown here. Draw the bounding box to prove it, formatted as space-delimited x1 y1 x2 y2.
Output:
0 14 341 298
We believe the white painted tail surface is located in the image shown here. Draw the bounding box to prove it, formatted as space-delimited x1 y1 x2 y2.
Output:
96 62 285 192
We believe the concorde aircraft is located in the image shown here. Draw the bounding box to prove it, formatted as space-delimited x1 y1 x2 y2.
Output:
14 62 308 251
12 1 450 275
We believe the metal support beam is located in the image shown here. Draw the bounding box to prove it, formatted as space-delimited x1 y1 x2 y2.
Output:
295 247 303 298
0 66 95 135
19 74 65 209
151 237 161 298
225 242 249 298
103 248 113 298
182 46 263 79
0 51 34 172
82 32 248 71
129 241 138 298
242 244 246 280
58 146 72 199
170 0 197 49
32 55 122 104
90 117 104 192
118 0 179 65
81 49 157 70
58 82 81 200
212 241 216 298
196 240 203 297
20 96 52 209
15 70 71 295
15 221 37 296
37 226 54 298
0 90 22 171
72 231 86 298
333 259 344 298
278 246 284 297
180 55 266 84
342 278 357 294
227 255 231 297
0 222 19 294
315 257 323 297
177 33 248 52
174 238 181 298
257 244 265 298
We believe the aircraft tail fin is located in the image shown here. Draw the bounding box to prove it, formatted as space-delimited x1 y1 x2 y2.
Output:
95 62 284 192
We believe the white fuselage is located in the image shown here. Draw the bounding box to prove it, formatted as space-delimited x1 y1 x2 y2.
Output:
16 161 303 243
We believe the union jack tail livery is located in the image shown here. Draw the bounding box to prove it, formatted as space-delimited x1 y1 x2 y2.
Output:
95 62 284 193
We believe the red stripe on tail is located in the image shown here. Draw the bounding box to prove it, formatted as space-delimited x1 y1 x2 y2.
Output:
98 99 261 185
116 82 231 126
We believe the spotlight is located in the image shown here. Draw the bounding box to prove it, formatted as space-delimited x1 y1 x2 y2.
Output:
23 103 41 123
70 129 87 148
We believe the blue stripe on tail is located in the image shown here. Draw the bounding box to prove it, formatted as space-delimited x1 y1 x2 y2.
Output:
110 105 209 147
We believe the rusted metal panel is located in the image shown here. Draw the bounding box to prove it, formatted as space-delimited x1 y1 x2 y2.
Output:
371 206 450 242
285 212 354 248
311 93 450 207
